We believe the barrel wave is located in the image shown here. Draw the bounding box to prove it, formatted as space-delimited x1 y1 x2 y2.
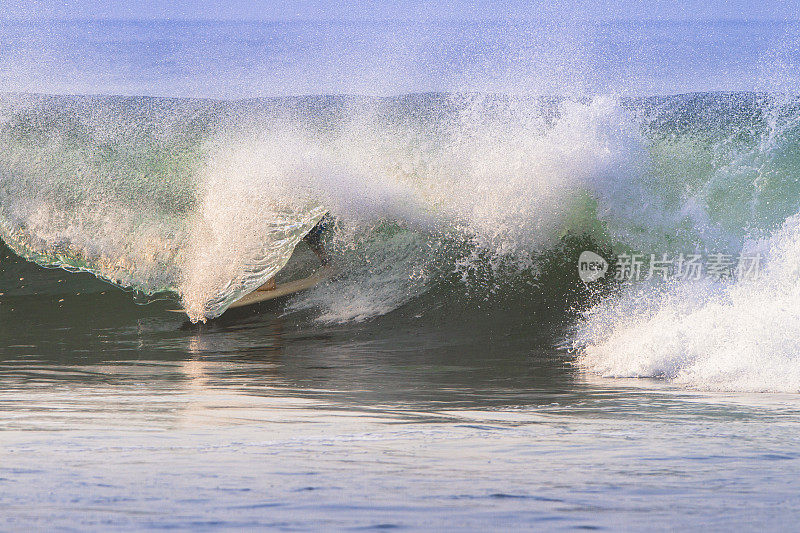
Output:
2 91 800 391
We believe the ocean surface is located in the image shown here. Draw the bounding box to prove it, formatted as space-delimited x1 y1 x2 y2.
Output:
2 18 800 530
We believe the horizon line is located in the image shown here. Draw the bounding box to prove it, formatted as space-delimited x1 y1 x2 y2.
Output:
3 16 800 24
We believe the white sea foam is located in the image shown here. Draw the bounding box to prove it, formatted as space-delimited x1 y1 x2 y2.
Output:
574 213 800 392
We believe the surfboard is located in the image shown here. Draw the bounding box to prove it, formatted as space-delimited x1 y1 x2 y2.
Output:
228 266 333 309
168 266 333 314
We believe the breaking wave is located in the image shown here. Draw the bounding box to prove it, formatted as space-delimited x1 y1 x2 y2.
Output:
3 91 800 393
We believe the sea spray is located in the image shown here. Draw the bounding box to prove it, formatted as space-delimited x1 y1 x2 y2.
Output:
1 92 798 330
572 213 800 392
572 94 800 392
0 93 646 321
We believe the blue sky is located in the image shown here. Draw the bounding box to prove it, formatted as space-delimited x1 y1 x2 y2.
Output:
4 0 799 22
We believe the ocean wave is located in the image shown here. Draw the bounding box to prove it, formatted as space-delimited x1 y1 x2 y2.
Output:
1 92 799 337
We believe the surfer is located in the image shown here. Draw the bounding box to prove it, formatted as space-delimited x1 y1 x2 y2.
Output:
262 215 331 291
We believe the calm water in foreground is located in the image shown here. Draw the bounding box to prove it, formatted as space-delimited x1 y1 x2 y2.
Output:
3 267 800 531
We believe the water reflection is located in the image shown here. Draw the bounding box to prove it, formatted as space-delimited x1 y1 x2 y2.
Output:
3 286 798 432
